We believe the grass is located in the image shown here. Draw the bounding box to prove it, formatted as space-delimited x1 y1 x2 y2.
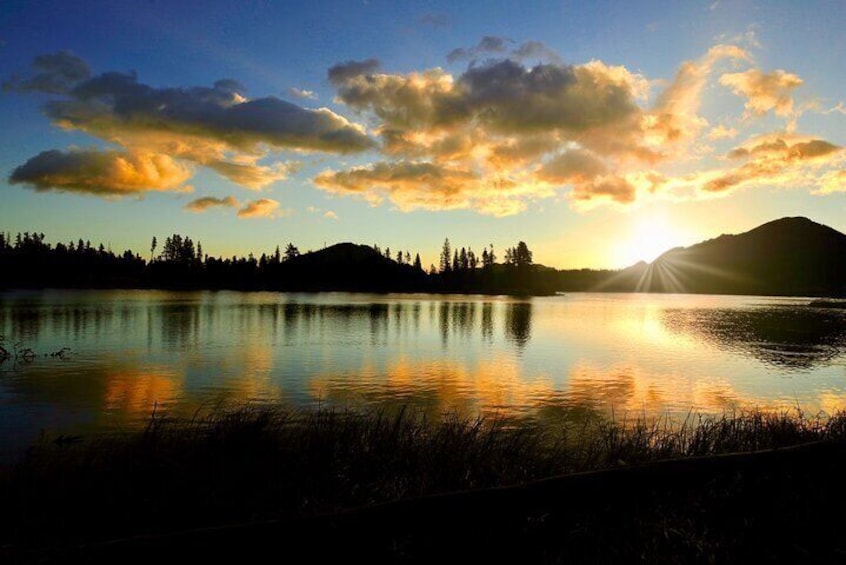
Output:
3 406 846 562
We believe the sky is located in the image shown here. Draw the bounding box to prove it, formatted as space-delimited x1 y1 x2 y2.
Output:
1 0 845 270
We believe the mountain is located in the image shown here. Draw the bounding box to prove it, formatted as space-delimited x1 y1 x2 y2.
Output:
273 243 429 292
628 217 846 296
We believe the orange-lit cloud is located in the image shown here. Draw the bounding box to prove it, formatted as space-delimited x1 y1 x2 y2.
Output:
8 52 373 201
719 68 803 117
645 44 749 147
237 198 282 218
205 159 300 190
818 170 846 194
315 160 552 216
322 53 656 211
9 148 192 195
10 43 845 216
184 195 239 212
703 134 843 194
186 195 286 219
318 40 844 213
707 125 739 140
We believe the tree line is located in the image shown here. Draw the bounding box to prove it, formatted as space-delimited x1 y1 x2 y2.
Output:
0 231 561 294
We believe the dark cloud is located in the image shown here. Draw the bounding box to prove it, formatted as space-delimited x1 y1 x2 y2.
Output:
512 41 562 64
539 150 608 183
5 51 91 94
213 79 245 94
447 36 511 63
38 69 373 154
9 148 191 195
327 58 381 86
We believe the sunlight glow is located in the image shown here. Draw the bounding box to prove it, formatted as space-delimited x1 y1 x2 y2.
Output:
617 213 683 266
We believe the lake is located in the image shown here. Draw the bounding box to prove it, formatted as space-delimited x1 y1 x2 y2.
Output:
2 290 846 459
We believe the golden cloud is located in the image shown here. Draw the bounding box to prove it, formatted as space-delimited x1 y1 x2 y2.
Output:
719 68 803 117
9 148 192 196
184 195 239 212
237 198 282 219
9 52 373 200
703 134 843 193
817 170 846 194
646 44 750 147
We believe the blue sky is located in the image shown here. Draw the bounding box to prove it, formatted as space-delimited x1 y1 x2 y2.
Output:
2 0 845 269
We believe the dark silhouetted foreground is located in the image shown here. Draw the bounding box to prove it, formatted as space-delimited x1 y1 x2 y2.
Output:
3 407 846 563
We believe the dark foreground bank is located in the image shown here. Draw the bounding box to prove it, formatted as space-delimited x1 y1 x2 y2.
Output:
3 408 846 563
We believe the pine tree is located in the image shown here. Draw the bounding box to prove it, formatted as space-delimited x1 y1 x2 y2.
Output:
440 238 452 273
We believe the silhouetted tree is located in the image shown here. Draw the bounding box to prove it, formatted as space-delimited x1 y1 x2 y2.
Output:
440 238 452 273
514 241 532 268
284 243 300 261
414 253 422 271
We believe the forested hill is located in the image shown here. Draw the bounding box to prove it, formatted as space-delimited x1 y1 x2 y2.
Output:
0 235 555 295
597 217 846 296
2 217 846 296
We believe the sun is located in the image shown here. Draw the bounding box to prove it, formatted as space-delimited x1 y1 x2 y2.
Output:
616 213 683 266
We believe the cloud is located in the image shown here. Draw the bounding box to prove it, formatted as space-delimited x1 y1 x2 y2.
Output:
707 125 739 140
237 198 282 218
4 51 91 94
315 160 551 216
538 149 608 183
184 195 239 212
703 134 843 193
9 148 192 195
646 44 750 146
287 87 317 100
204 159 300 190
324 48 664 210
817 170 846 194
447 36 511 63
8 52 373 200
324 210 339 220
511 41 562 64
322 40 842 212
719 69 803 117
327 58 381 86
41 72 373 154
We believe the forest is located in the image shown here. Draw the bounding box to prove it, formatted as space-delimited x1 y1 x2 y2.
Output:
0 231 586 295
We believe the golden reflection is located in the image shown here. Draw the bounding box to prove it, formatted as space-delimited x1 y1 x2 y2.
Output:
308 353 556 419
103 366 183 416
224 344 282 401
566 360 744 417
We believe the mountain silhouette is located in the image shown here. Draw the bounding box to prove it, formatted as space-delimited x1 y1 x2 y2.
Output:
274 243 428 292
625 217 846 296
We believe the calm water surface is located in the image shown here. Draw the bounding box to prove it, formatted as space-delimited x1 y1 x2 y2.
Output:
2 290 846 457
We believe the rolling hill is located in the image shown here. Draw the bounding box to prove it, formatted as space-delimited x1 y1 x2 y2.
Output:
619 217 846 296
